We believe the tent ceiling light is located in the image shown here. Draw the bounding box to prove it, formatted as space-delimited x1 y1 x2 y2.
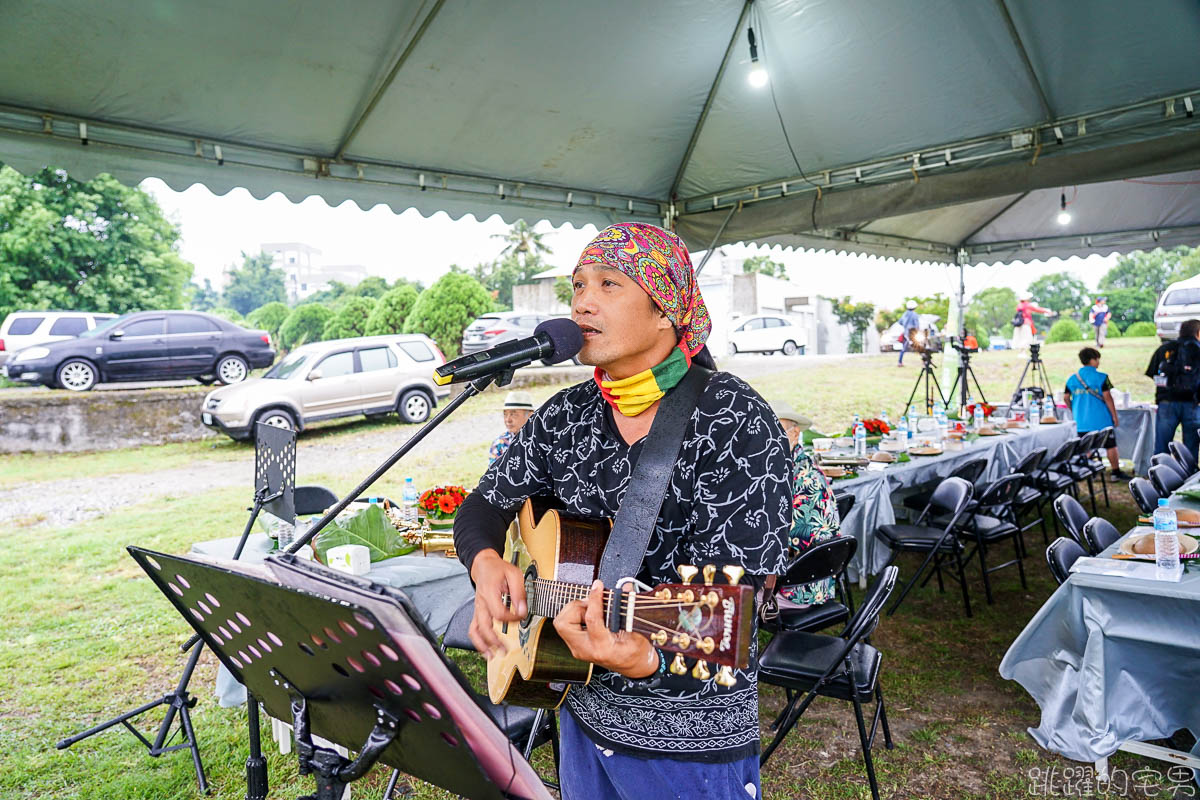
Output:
1057 192 1071 226
747 26 768 88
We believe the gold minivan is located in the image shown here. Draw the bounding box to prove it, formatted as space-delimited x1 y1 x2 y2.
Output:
200 334 449 440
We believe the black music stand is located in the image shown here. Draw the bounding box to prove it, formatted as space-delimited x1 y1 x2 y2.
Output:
128 546 551 800
56 423 297 796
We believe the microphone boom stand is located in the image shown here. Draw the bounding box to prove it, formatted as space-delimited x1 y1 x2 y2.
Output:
287 369 509 554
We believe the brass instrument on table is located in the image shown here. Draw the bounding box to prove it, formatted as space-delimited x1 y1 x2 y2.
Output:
420 533 456 557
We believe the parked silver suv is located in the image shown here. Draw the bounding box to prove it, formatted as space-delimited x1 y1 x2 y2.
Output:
200 334 449 440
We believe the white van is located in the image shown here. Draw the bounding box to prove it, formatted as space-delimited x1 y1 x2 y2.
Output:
0 311 117 367
1154 274 1200 341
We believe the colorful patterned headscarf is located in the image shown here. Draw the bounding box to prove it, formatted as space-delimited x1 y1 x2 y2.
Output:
573 222 711 357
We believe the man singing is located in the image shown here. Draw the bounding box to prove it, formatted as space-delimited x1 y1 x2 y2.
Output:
454 222 791 798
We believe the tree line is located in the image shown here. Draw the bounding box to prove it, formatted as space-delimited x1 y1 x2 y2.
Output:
0 165 563 359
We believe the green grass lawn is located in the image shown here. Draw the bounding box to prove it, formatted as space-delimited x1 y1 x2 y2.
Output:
2 338 1181 799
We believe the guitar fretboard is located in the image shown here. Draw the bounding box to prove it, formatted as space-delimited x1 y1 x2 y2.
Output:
528 577 616 619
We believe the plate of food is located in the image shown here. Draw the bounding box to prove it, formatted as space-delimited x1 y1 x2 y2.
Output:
976 425 1004 436
909 446 943 456
1118 530 1199 560
1039 416 1060 424
1137 508 1200 527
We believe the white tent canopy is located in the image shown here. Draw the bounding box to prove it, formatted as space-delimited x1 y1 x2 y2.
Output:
1 0 1198 263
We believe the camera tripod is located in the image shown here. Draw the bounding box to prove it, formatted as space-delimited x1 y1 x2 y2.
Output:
946 343 988 414
902 351 948 417
1011 342 1055 406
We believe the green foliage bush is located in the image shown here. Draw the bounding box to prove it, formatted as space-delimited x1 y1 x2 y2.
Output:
279 304 333 349
1046 318 1084 343
1105 322 1122 338
404 272 494 358
1124 321 1157 338
322 296 377 340
247 301 290 340
222 252 285 316
209 307 244 323
365 286 419 335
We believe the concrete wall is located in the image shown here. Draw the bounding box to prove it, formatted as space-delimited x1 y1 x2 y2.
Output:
512 281 570 315
0 387 216 453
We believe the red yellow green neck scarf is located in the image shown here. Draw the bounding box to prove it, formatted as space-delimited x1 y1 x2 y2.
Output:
596 345 691 417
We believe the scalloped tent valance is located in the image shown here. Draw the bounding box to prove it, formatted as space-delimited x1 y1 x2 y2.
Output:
2 0 1197 265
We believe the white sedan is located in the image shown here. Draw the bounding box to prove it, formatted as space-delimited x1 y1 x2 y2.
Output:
727 315 808 356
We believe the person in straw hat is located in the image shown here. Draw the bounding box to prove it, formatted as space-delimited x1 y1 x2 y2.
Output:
487 390 536 466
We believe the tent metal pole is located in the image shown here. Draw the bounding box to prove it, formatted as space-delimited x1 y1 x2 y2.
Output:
694 204 739 276
993 0 1055 121
669 0 754 202
334 0 448 161
956 249 967 338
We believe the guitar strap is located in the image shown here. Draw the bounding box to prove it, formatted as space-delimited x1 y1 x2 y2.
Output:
598 363 713 631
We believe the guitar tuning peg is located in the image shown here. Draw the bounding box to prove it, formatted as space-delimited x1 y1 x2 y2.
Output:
669 653 688 676
691 659 711 680
698 636 715 655
714 665 737 688
722 565 745 586
677 565 698 585
702 564 716 584
650 630 668 647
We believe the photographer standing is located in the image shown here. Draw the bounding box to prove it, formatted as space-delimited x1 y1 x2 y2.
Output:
1146 318 1200 455
1011 295 1053 351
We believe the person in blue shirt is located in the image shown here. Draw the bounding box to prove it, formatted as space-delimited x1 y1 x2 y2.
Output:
897 300 920 366
1064 347 1126 479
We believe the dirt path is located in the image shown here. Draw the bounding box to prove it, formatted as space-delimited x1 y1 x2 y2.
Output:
1 407 499 530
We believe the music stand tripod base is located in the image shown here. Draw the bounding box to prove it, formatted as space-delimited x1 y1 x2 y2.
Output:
56 423 298 798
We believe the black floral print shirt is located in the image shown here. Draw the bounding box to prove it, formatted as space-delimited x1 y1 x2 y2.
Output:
465 373 791 762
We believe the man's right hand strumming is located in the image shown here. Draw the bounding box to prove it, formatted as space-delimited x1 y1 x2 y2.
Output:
468 549 527 659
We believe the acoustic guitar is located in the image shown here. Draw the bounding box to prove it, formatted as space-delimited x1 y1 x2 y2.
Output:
487 497 754 709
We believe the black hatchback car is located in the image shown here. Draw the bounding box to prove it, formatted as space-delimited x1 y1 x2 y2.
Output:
1 310 276 391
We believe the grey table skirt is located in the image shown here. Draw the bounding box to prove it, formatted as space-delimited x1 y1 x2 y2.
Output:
190 533 473 707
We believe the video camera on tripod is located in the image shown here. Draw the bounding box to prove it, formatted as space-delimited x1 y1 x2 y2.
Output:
907 328 944 354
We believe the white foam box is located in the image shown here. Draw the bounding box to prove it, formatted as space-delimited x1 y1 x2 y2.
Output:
325 544 371 575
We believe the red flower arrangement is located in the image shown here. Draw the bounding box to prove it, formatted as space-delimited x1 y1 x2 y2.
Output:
860 418 890 435
419 485 467 520
965 403 996 418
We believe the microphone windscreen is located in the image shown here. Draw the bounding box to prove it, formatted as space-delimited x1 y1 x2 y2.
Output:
535 318 583 364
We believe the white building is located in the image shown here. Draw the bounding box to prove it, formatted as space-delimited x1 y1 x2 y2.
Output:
261 242 368 303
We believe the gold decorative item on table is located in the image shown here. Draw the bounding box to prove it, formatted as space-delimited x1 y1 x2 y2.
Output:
385 507 457 558
420 533 456 557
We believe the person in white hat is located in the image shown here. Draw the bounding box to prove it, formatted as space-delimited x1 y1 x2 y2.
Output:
897 299 920 367
488 390 535 466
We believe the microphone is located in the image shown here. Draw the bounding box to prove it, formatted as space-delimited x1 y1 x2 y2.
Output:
433 318 583 385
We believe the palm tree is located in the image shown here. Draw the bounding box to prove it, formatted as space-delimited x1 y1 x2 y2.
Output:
492 220 552 268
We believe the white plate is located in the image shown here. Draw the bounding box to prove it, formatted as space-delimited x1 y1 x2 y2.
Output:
1118 530 1199 560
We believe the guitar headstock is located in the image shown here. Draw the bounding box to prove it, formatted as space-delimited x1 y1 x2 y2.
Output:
626 564 754 682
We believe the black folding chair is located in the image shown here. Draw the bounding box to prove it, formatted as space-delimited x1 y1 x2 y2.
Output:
1083 517 1122 555
1009 447 1050 545
426 601 560 790
294 485 338 516
1032 439 1081 517
1169 441 1198 475
1150 463 1185 498
1046 537 1087 585
1129 477 1162 516
765 538 858 634
1076 429 1112 511
901 457 987 517
759 567 899 800
875 477 975 617
1052 494 1091 551
1152 454 1188 484
949 474 1027 604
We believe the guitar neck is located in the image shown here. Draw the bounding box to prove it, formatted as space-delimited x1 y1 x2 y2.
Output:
528 577 614 619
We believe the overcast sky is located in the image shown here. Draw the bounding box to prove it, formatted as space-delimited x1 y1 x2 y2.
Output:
142 178 1118 309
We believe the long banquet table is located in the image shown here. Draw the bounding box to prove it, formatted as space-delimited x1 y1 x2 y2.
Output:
999 475 1200 781
834 422 1075 581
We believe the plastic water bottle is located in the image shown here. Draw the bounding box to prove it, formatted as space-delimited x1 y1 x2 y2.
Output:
897 416 909 451
401 477 419 526
854 422 867 457
880 410 890 427
852 413 861 434
1154 498 1181 577
934 404 947 440
973 404 985 430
